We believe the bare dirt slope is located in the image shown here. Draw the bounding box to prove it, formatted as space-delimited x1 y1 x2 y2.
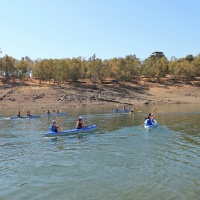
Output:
0 78 200 111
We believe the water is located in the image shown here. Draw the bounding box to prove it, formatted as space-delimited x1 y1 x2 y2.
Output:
0 104 200 200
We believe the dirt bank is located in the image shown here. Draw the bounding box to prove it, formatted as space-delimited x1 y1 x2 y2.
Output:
0 78 200 111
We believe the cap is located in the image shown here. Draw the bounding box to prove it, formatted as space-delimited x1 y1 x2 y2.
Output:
52 120 56 124
79 116 83 119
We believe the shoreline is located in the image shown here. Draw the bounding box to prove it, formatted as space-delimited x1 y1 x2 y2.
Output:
0 79 200 112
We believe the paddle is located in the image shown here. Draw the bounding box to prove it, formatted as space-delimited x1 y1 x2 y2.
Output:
84 116 88 127
21 109 25 115
58 118 63 131
153 108 157 114
31 110 34 115
152 108 157 117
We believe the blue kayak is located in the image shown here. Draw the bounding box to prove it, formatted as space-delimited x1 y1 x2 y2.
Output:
144 120 158 129
113 109 130 113
9 115 40 119
44 112 67 117
44 125 98 137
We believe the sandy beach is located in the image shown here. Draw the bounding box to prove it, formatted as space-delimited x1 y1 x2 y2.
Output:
0 78 200 111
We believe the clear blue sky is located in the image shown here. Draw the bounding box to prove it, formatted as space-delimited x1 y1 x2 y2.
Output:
1 0 200 61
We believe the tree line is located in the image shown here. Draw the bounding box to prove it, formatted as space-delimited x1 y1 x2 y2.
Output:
0 53 200 84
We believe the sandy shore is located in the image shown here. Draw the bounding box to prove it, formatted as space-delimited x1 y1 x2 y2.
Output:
0 79 200 112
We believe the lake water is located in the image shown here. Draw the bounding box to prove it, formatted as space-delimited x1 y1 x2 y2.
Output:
0 104 200 200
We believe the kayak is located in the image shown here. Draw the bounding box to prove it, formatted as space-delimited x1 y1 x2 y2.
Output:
9 115 41 119
129 110 142 114
44 125 98 137
144 120 158 129
113 109 130 113
44 112 67 117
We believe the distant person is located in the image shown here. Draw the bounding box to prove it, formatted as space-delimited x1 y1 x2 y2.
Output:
114 107 119 113
17 111 21 118
47 110 50 114
76 116 86 129
27 111 31 116
50 120 62 132
131 107 136 113
56 109 60 114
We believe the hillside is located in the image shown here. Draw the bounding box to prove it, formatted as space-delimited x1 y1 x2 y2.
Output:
0 77 200 111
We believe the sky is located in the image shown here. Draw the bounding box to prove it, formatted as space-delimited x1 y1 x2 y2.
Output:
0 0 200 61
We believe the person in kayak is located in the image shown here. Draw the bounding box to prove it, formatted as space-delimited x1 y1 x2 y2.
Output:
56 109 61 114
76 116 86 129
50 120 62 132
144 116 153 126
17 111 21 118
47 110 50 114
130 107 136 113
148 113 155 123
27 111 31 116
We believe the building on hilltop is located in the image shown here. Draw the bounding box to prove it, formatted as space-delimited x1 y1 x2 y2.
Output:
151 51 164 58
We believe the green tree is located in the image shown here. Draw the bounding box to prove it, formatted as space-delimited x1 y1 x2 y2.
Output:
142 57 168 82
185 54 194 62
1 55 16 82
193 54 200 76
15 57 28 82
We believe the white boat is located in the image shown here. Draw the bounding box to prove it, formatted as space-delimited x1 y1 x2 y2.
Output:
144 120 158 129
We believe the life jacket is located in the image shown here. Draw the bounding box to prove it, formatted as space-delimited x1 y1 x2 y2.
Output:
146 119 152 126
77 122 82 129
50 124 57 132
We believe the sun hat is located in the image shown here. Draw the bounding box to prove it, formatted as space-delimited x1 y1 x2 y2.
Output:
79 116 83 119
52 120 56 124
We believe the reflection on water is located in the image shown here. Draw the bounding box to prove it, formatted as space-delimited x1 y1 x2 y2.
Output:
0 104 200 200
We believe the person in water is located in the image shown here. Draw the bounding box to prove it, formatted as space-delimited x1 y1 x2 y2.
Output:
17 111 21 118
27 111 31 116
76 116 86 129
50 120 62 132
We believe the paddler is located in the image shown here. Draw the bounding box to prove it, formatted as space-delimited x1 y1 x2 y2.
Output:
50 120 62 132
76 116 86 129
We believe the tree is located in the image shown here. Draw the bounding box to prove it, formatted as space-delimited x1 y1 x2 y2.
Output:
185 54 194 62
142 56 168 82
1 55 16 82
15 58 28 82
